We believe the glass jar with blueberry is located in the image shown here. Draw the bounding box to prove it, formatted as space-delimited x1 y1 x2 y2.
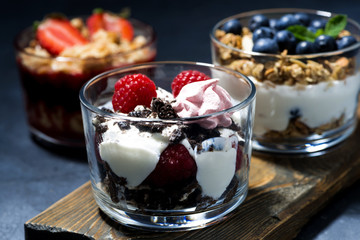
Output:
211 8 360 153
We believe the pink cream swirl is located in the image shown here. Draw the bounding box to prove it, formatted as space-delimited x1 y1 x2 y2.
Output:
172 79 233 129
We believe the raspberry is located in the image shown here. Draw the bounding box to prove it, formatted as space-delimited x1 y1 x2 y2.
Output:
147 144 197 187
112 74 157 113
171 70 210 97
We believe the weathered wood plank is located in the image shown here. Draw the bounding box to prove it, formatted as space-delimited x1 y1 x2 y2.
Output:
25 113 360 240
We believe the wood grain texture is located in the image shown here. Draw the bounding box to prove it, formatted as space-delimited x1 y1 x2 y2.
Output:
25 114 360 240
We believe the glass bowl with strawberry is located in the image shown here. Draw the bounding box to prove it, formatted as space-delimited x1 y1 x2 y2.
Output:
14 9 156 148
79 61 256 230
211 8 360 154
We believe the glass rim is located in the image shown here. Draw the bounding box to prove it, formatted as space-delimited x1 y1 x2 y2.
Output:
13 17 157 62
210 8 360 59
79 61 256 123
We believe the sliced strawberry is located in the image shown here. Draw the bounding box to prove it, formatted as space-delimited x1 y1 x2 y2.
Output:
86 11 134 41
36 18 88 55
86 12 105 36
103 13 134 41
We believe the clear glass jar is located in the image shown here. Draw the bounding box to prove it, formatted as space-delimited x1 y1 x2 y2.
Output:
80 61 256 230
14 18 156 148
211 8 360 153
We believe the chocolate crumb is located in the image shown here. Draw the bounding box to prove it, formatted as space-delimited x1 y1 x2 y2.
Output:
169 127 186 144
101 107 114 113
128 109 152 118
92 115 108 133
151 98 178 119
116 121 130 130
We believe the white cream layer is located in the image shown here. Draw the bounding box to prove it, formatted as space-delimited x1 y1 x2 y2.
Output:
99 120 172 188
252 73 360 135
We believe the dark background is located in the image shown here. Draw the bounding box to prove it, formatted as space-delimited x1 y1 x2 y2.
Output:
1 0 360 239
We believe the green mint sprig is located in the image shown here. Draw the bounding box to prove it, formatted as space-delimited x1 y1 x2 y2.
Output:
287 14 347 42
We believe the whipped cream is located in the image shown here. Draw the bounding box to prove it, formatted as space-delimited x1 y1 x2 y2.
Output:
99 120 173 187
253 72 360 135
172 79 233 129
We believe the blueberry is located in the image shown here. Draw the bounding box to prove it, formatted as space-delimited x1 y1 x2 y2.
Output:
249 14 269 31
275 14 301 30
307 26 318 33
275 30 297 53
252 38 279 54
314 35 337 52
269 18 277 29
309 18 327 30
252 27 275 42
336 36 358 49
295 41 316 54
221 19 243 35
290 108 301 119
294 12 311 26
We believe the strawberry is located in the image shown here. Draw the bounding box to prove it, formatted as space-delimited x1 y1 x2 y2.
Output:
86 10 134 41
171 70 211 97
86 12 105 36
36 18 88 55
112 74 157 113
147 144 197 187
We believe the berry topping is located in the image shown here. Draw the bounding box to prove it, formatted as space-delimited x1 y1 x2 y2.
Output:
87 10 134 41
36 18 88 55
295 41 316 54
294 12 311 26
275 30 297 53
147 144 197 187
171 70 211 97
337 36 358 49
249 14 269 31
314 35 337 52
309 18 327 30
252 27 275 42
252 38 279 54
221 19 243 35
275 14 301 30
112 74 157 113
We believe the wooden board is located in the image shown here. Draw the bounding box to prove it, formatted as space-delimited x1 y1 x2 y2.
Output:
25 114 360 240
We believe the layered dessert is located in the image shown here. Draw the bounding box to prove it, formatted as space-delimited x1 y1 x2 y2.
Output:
14 9 156 147
91 70 249 211
211 10 360 150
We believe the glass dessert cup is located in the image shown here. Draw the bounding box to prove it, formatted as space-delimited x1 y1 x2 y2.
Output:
211 8 360 154
80 61 256 231
14 18 156 148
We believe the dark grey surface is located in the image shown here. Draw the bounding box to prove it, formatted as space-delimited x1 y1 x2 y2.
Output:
1 0 360 239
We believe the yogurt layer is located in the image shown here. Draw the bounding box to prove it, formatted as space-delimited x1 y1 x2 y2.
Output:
195 131 238 199
253 72 360 135
99 120 174 187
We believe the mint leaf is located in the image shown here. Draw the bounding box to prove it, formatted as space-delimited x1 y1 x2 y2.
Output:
324 14 347 38
287 25 317 42
315 28 324 37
